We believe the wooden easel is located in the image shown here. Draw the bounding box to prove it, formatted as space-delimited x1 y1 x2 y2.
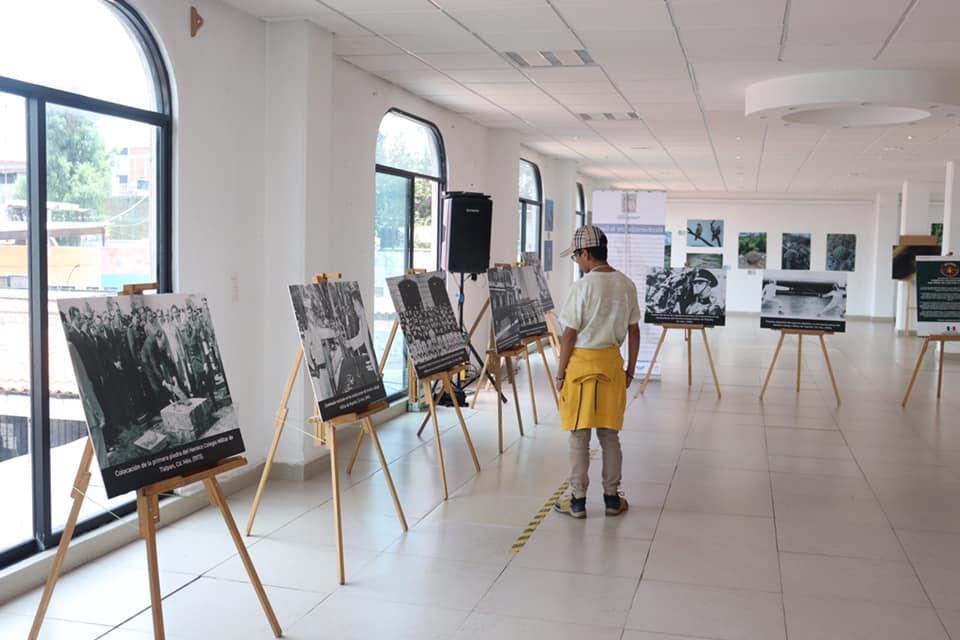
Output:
901 335 960 407
637 323 721 398
347 269 481 500
30 283 281 640
244 273 407 585
760 329 841 406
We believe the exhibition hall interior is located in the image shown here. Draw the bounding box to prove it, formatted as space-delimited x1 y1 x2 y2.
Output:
3 0 960 638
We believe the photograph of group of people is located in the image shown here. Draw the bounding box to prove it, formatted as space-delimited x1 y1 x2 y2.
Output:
289 281 385 420
58 293 243 497
387 272 468 378
487 265 548 353
761 270 848 332
644 267 727 327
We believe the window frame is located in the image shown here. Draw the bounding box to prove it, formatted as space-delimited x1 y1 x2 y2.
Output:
0 0 173 570
518 158 543 258
374 109 447 402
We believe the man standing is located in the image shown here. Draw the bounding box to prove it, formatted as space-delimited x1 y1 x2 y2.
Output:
553 225 640 519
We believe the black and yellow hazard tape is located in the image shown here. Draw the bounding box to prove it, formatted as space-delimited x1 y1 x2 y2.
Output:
511 480 569 552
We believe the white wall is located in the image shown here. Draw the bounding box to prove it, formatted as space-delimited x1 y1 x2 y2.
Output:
666 197 882 316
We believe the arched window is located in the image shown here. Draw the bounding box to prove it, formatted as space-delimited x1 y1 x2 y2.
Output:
0 0 172 568
518 159 542 258
374 110 446 399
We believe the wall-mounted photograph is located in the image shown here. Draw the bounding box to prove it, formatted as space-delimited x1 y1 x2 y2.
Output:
738 232 767 269
781 233 811 270
687 219 724 248
687 252 723 268
664 231 672 269
826 233 856 271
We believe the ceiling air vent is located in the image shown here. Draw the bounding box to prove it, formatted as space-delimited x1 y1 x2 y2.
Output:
504 49 596 68
579 112 642 122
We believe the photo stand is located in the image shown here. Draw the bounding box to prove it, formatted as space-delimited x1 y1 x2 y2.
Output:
349 274 481 501
30 283 281 640
901 335 960 407
245 273 407 586
637 323 721 399
760 329 841 406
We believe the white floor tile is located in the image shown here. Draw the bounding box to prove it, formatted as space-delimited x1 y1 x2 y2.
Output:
783 595 949 640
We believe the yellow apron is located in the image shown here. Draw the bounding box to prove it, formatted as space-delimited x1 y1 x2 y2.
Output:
559 346 626 432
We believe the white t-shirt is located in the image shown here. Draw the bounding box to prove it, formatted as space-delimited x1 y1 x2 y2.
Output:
558 270 640 349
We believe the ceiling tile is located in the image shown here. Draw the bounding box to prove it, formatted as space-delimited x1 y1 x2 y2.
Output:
419 52 512 69
386 31 490 53
345 9 460 34
445 68 530 83
552 0 673 31
333 36 402 56
342 54 432 71
480 31 583 50
449 6 570 32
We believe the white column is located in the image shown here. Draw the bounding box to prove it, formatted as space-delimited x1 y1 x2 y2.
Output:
896 181 931 333
944 161 960 255
871 193 899 318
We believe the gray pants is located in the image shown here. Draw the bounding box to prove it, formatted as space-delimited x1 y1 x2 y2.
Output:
568 428 622 498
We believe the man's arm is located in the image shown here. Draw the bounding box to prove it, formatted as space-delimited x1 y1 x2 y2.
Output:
556 327 578 390
625 323 640 388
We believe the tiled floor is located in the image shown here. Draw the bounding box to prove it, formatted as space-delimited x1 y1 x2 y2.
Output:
3 316 960 639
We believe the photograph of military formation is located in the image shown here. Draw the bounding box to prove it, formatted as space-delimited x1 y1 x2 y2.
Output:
387 271 468 378
57 293 243 497
487 265 548 353
644 267 727 327
289 281 385 420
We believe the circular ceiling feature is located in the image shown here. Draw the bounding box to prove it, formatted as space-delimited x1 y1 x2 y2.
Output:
745 71 960 128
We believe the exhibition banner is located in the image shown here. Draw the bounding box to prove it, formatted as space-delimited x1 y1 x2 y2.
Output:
915 257 960 337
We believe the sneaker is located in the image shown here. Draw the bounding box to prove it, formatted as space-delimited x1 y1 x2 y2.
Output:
554 495 586 519
603 492 628 516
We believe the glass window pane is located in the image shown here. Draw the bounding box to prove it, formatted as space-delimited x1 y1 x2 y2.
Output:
374 172 410 396
524 204 540 254
45 104 158 529
519 160 540 201
517 201 524 259
376 113 442 178
411 178 439 272
0 1 158 110
0 92 32 553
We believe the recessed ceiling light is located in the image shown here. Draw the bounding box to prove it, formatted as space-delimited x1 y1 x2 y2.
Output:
736 155 742 160
907 135 914 140
735 136 742 141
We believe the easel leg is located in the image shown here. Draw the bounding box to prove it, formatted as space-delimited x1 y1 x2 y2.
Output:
203 477 282 637
493 353 504 453
701 328 722 399
327 424 345 585
938 339 946 399
415 380 439 437
247 347 304 536
796 334 803 392
363 417 408 531
443 378 481 472
29 440 95 640
136 490 165 640
470 352 491 409
345 427 366 475
506 355 525 437
424 380 449 500
687 328 693 387
760 331 786 401
818 334 841 406
536 339 560 407
522 348 540 424
639 327 668 395
902 337 930 408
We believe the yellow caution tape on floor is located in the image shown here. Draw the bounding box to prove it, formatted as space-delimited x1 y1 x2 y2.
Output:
511 480 569 552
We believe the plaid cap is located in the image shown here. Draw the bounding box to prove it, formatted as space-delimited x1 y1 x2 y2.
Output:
560 225 607 257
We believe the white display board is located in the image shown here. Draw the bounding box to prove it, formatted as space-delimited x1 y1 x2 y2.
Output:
591 190 668 378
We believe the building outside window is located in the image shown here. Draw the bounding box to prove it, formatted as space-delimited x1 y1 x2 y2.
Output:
0 0 172 568
374 110 446 400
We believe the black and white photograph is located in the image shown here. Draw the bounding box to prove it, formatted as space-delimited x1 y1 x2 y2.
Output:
487 266 548 353
289 281 386 420
687 219 724 247
687 252 723 268
760 270 848 332
781 233 811 270
523 252 555 312
644 267 726 327
58 293 244 498
826 233 856 271
387 272 468 378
